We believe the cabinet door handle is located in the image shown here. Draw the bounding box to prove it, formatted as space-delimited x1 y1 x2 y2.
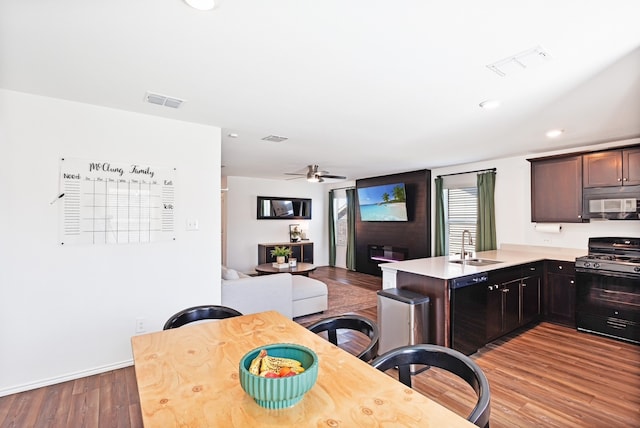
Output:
502 288 509 293
623 177 628 181
618 178 622 182
558 265 563 270
570 280 575 285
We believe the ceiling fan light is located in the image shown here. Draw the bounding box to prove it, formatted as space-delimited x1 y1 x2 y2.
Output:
307 176 320 183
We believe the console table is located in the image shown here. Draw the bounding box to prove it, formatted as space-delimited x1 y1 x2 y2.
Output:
258 241 314 264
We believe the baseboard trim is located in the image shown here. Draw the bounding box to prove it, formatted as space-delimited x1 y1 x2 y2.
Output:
0 359 134 397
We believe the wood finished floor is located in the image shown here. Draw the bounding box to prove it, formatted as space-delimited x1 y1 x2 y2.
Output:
1 266 638 427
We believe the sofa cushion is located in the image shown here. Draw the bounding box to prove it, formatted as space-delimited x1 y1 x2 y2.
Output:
221 265 251 280
292 276 328 300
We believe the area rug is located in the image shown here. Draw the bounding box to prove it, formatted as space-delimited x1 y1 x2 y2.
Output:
294 277 378 326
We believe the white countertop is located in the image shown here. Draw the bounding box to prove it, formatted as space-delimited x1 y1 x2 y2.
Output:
379 245 587 280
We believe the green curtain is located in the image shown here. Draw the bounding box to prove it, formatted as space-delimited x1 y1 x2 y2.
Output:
328 190 336 266
476 171 497 251
346 188 357 270
434 176 446 256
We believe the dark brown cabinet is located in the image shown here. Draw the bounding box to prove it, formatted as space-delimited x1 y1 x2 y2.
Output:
486 279 520 341
530 155 584 222
485 283 502 341
450 259 581 354
625 148 640 185
258 242 314 264
521 265 542 325
583 147 640 187
485 263 541 342
544 260 576 327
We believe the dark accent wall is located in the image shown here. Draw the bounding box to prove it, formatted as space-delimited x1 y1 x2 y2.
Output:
355 169 431 276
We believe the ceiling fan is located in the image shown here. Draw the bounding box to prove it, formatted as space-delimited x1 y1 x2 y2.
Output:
285 165 347 183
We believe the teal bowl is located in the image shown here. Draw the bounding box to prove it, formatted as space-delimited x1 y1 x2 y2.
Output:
239 343 319 409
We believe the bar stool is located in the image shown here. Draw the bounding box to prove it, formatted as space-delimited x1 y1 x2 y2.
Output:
163 305 242 330
371 344 491 427
307 314 379 362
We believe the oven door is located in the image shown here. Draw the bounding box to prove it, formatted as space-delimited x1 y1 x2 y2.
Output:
575 269 640 344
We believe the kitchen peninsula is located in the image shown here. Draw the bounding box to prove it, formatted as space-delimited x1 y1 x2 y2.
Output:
380 244 586 353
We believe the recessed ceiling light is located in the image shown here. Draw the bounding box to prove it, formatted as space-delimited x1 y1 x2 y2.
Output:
546 129 564 138
183 0 216 11
479 100 501 109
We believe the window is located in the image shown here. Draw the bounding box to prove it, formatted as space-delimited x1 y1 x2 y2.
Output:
333 191 348 247
444 186 477 256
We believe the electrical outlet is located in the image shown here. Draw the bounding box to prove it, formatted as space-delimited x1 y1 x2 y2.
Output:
135 317 146 333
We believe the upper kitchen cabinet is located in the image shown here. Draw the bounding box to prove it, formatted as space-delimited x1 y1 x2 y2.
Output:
583 147 640 187
529 155 584 223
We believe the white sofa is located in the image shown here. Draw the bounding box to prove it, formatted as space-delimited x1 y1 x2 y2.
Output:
221 267 328 319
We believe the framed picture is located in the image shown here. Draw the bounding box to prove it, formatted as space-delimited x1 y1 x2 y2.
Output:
289 224 302 242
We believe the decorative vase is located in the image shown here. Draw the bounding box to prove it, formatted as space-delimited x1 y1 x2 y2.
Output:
276 256 286 264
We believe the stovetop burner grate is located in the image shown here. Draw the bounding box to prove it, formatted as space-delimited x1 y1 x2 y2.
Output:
582 254 640 263
577 237 640 275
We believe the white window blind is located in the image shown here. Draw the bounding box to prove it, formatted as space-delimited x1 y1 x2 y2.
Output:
445 187 477 256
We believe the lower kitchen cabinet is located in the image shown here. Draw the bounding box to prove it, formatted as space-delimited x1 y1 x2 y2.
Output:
521 263 542 325
544 260 576 327
449 261 549 355
486 279 520 341
485 263 542 343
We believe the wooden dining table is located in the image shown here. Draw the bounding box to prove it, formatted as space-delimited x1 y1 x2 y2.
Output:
131 310 476 427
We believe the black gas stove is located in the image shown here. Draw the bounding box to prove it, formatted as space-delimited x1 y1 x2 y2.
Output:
575 237 640 276
575 237 640 344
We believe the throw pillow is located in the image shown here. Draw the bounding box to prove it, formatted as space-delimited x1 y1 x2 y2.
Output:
222 267 240 280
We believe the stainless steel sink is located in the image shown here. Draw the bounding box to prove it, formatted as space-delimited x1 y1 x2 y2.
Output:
449 258 503 266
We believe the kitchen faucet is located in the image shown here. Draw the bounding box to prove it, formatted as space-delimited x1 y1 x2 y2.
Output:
461 230 474 260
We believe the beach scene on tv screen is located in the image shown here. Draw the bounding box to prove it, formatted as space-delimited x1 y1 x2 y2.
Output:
357 183 408 221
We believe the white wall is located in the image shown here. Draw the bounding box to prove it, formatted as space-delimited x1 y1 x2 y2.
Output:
0 90 221 395
431 138 640 253
225 176 329 273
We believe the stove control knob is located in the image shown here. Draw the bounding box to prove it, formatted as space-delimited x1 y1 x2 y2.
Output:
634 266 640 273
594 263 600 269
584 262 591 268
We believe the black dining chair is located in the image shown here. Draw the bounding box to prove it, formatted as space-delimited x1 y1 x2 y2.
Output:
370 344 491 428
163 305 243 330
307 314 379 362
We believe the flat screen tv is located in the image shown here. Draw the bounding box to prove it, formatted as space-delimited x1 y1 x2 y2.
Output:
357 183 408 221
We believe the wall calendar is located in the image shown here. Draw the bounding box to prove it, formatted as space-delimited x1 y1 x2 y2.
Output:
58 158 175 245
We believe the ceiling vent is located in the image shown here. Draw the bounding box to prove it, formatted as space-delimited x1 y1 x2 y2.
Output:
261 135 288 142
487 46 552 77
144 91 185 109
